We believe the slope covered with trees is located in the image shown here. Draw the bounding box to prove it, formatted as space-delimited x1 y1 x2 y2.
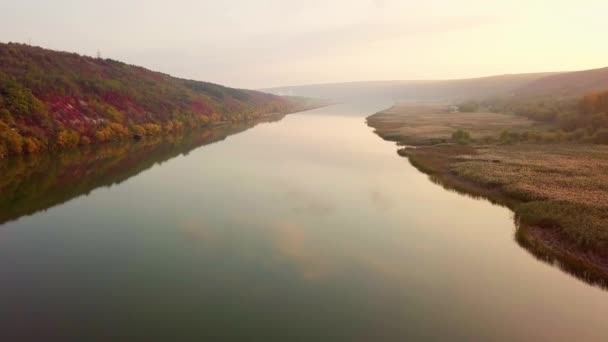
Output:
461 89 608 144
449 67 608 144
513 67 608 98
0 43 311 158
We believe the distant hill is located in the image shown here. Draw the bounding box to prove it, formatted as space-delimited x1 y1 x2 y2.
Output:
513 67 608 98
267 66 608 103
265 73 557 102
0 43 311 158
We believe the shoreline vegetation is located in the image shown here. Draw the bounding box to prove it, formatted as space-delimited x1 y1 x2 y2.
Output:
0 43 324 160
367 103 608 288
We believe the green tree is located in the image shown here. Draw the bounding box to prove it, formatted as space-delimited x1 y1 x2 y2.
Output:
452 129 471 145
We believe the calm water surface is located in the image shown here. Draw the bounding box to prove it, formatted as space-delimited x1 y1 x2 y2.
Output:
1 102 607 341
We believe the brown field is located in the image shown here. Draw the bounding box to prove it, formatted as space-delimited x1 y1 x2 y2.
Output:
369 104 608 284
449 145 608 243
367 103 536 145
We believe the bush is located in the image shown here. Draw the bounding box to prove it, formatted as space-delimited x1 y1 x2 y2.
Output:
564 128 587 142
109 123 129 138
590 113 608 132
557 112 581 132
452 129 471 145
130 125 146 138
499 130 520 144
23 137 42 153
0 129 24 155
458 101 479 113
164 121 174 133
56 129 80 149
94 128 112 142
539 132 559 143
142 123 162 135
0 108 14 125
0 76 48 120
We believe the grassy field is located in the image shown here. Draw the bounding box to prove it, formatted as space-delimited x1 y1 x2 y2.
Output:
367 103 536 145
368 104 608 285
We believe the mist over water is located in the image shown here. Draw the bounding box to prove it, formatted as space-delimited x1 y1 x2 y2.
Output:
0 103 607 341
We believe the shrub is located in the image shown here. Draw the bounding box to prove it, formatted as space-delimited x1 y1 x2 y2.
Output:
538 132 558 143
499 130 520 144
0 108 14 125
557 112 581 132
452 129 471 145
56 129 80 149
564 128 587 142
106 106 124 122
164 121 175 133
0 129 24 155
142 123 162 135
94 128 111 142
458 101 479 113
200 115 211 125
130 125 146 138
23 137 42 153
80 136 91 145
108 123 129 138
590 113 608 132
173 121 184 131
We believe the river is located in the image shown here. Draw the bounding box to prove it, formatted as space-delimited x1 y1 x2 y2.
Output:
0 102 607 341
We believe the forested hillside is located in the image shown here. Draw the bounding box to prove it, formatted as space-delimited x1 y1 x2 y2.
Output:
513 67 608 98
446 66 608 144
464 89 608 144
0 43 310 158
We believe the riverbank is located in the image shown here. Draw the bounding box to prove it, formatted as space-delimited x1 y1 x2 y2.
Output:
0 101 326 160
367 103 608 286
0 43 327 160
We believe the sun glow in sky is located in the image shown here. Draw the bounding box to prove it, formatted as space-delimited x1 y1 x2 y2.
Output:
1 0 607 88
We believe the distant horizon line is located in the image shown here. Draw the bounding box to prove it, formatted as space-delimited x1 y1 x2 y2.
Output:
258 71 573 91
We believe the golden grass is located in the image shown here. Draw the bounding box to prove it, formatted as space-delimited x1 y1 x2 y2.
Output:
367 103 535 144
449 145 608 244
451 145 608 209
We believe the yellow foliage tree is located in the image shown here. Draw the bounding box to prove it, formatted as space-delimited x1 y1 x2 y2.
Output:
56 130 80 149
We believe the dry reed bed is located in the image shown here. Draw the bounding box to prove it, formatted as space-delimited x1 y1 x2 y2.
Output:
449 145 608 245
367 104 535 144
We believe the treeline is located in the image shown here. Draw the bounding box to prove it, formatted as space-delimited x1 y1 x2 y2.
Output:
457 89 608 144
0 43 312 159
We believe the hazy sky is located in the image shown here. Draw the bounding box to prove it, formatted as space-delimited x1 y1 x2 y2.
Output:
1 0 607 88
